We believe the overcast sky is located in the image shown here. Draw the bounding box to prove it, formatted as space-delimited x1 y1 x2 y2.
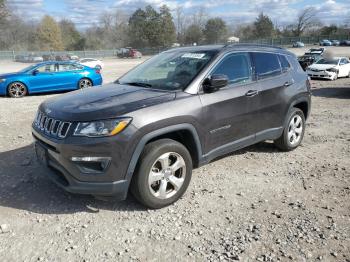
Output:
7 0 350 29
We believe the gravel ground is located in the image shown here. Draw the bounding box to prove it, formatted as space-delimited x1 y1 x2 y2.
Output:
0 51 349 261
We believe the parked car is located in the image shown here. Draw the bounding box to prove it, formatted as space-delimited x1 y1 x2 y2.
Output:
319 39 332 46
79 58 104 69
55 54 70 61
67 53 79 60
331 40 340 46
292 41 305 48
42 54 55 61
14 55 26 62
339 40 350 46
306 57 350 80
32 44 311 208
29 55 44 63
117 48 142 58
0 61 102 98
298 53 322 71
305 48 325 56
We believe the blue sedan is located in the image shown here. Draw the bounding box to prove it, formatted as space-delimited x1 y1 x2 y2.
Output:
0 61 103 98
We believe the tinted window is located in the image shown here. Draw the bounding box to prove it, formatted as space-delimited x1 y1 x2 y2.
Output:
36 64 57 73
340 58 349 64
213 53 252 84
252 52 281 79
58 63 83 72
278 55 291 72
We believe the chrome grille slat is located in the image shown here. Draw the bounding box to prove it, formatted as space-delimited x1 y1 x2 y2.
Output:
33 111 71 139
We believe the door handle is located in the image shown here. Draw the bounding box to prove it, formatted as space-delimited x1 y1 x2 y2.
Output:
283 80 294 87
245 90 258 97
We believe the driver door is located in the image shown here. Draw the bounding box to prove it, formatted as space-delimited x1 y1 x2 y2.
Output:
28 64 61 92
199 52 261 156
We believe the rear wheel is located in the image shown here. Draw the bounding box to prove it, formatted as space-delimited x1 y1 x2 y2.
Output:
131 139 192 209
78 78 92 89
7 82 27 98
274 108 305 151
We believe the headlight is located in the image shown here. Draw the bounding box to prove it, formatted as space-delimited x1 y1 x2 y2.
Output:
0 78 6 83
327 68 338 73
74 118 132 137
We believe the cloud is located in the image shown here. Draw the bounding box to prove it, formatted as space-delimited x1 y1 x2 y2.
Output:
6 0 350 29
7 0 45 20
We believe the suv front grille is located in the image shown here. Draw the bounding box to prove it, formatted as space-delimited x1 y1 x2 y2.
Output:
34 111 72 139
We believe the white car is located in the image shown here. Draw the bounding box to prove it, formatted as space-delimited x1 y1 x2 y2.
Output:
79 58 104 69
306 57 350 80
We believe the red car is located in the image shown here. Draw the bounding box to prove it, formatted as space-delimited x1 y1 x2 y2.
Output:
117 48 142 58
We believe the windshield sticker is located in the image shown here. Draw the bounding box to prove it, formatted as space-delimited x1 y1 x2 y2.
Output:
181 53 205 59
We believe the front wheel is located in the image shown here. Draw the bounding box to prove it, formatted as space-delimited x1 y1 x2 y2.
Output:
7 82 28 98
274 108 305 151
131 139 192 209
78 78 92 89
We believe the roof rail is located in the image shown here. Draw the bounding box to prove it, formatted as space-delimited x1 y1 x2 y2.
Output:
223 43 284 49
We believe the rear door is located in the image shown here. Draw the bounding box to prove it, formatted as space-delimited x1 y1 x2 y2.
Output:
55 63 84 89
251 52 293 135
199 52 261 154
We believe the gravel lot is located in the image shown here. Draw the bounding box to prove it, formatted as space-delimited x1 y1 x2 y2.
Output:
0 47 349 261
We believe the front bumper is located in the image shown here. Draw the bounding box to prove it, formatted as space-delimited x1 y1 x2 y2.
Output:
306 70 336 79
32 127 133 199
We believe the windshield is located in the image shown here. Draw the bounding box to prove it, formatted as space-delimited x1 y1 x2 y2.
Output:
316 59 339 65
117 50 218 90
19 64 37 73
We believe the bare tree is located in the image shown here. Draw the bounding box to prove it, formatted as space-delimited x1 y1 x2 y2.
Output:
294 7 318 36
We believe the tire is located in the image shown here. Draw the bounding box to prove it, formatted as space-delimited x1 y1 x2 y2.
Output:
78 78 92 89
131 139 193 209
7 82 28 98
274 108 305 151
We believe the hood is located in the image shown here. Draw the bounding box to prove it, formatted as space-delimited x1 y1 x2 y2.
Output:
40 83 177 121
308 64 337 71
0 72 23 79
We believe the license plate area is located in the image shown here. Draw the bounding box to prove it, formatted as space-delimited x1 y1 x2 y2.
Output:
35 142 48 166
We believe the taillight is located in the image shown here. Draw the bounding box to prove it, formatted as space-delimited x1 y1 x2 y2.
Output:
95 68 101 74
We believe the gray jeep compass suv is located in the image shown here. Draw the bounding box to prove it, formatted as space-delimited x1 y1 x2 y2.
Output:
32 44 311 209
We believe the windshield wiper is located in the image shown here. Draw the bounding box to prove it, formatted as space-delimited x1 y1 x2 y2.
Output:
123 82 153 88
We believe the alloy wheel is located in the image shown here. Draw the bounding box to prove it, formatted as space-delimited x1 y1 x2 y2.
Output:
148 152 186 199
79 79 92 89
8 82 26 98
288 115 303 146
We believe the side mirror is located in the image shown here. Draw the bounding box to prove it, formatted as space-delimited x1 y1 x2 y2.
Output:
32 69 39 75
203 74 229 93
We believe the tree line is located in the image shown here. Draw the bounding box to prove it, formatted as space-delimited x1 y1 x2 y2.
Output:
0 0 349 51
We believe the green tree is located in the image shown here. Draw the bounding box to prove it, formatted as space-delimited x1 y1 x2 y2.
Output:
59 19 82 50
185 24 203 45
128 8 148 48
254 13 274 38
37 15 63 50
204 18 227 44
159 5 176 47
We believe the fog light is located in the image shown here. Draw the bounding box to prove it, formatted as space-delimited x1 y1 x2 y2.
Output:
71 157 111 174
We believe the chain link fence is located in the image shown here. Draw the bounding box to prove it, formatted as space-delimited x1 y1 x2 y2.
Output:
241 34 350 46
0 47 167 61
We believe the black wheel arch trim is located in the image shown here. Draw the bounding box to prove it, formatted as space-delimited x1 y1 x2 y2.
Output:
287 94 311 122
124 123 203 185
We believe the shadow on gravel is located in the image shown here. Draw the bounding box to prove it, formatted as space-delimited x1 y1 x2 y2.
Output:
312 87 350 99
0 144 146 214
